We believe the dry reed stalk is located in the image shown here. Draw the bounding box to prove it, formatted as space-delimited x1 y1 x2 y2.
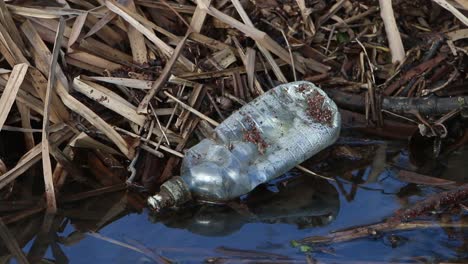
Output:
16 101 35 150
295 0 316 35
432 0 468 26
86 76 154 89
0 128 72 190
175 83 204 130
190 32 235 51
125 0 148 64
60 89 137 158
164 91 219 127
73 78 146 126
178 60 287 80
27 68 70 123
83 11 117 40
245 48 257 94
0 21 29 65
85 13 124 46
232 37 264 94
137 33 191 114
379 0 405 63
191 0 212 32
41 18 65 213
31 17 133 64
0 0 26 52
69 132 122 156
230 0 287 82
67 51 122 71
198 0 305 74
6 5 84 18
452 0 468 9
316 0 345 27
105 0 195 71
0 63 28 131
67 13 87 51
203 49 237 70
22 20 137 158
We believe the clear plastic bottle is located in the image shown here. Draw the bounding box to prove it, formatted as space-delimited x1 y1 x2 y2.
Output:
148 81 341 210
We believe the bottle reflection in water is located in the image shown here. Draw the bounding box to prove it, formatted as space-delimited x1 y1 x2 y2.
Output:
148 81 341 210
151 176 340 237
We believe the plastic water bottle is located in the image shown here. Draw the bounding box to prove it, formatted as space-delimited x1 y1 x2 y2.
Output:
148 81 341 211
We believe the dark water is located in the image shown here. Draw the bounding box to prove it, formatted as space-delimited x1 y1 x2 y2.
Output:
6 144 468 263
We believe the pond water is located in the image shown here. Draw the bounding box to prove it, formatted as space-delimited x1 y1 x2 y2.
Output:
4 142 468 263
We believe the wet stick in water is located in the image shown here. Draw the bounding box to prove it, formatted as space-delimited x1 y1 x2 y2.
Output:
389 183 468 222
297 184 468 245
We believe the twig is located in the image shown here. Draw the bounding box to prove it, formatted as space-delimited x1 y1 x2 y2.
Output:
421 68 459 96
326 88 468 115
164 91 220 127
389 183 468 222
280 29 297 82
149 103 170 146
114 127 184 158
295 165 336 182
298 220 467 245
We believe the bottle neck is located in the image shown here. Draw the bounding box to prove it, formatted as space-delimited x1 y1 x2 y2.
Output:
147 176 192 211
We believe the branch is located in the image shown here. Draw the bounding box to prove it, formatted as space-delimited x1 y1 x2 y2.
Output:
326 89 468 116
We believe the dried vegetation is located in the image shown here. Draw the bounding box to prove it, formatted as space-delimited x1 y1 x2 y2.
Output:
0 0 466 261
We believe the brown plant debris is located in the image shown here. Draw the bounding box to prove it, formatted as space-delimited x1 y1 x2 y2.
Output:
243 116 268 155
0 0 467 258
389 183 468 222
306 91 333 127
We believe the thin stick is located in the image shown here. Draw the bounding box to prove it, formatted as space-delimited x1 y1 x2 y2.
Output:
159 0 191 29
164 91 220 127
298 220 468 245
295 165 336 182
379 0 405 63
421 68 459 96
155 85 183 151
280 29 296 82
1 125 42 133
149 103 170 146
114 127 184 158
140 144 164 158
